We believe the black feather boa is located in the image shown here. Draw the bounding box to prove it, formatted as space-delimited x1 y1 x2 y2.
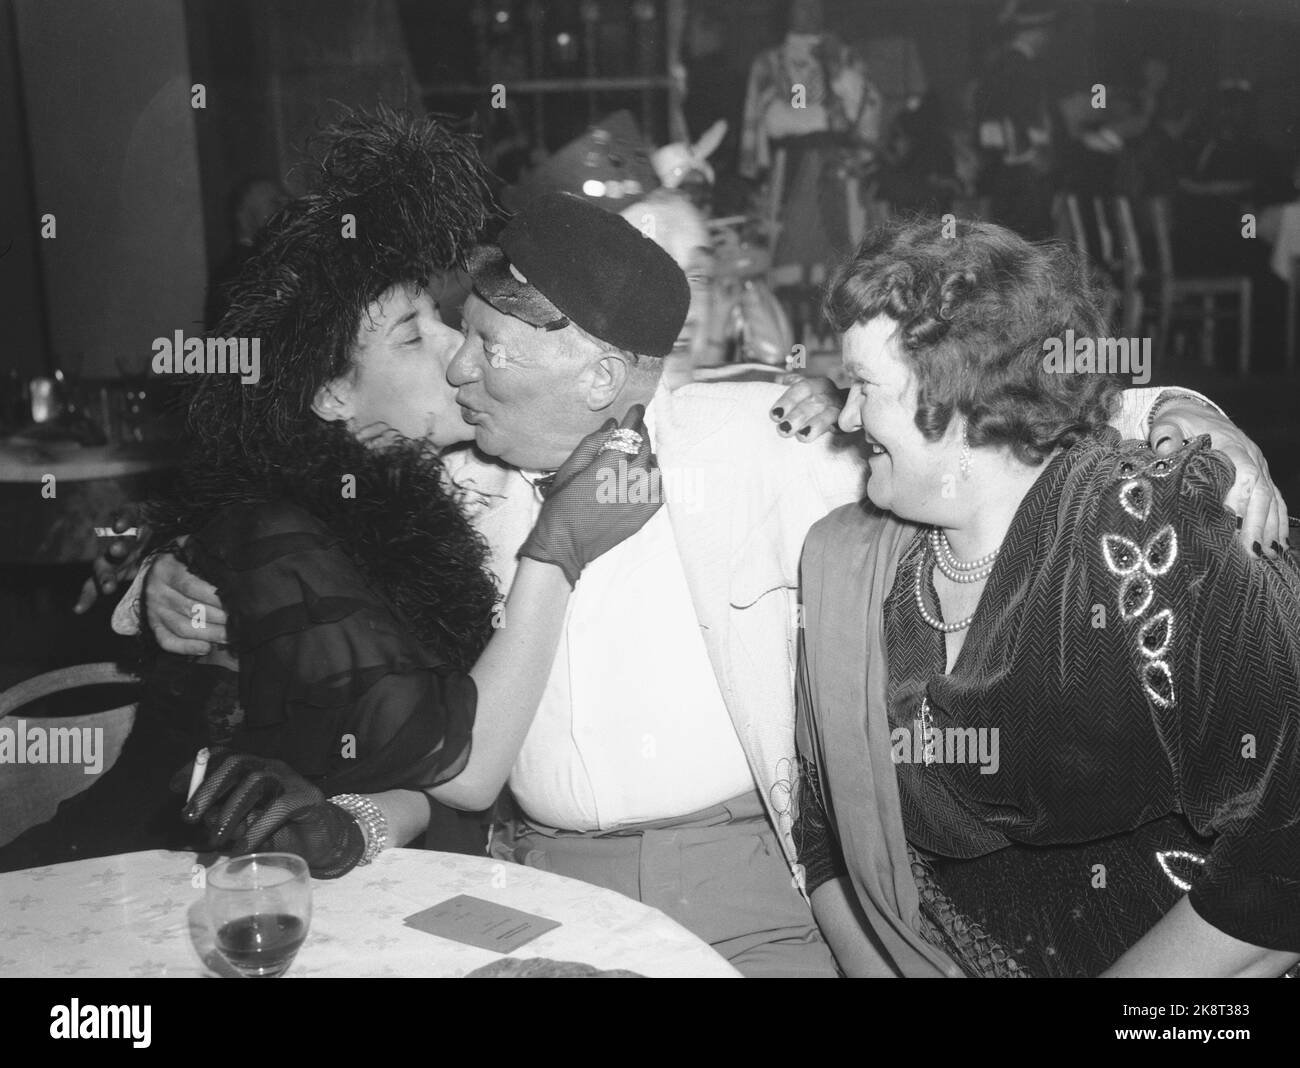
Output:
148 420 498 671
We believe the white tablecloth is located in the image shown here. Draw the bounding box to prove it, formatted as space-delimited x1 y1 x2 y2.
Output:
0 849 741 978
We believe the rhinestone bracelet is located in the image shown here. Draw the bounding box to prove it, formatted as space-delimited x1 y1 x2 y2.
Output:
328 793 388 865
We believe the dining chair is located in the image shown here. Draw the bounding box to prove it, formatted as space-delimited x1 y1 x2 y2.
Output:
1054 192 1090 260
0 663 138 847
1057 193 1122 329
1091 196 1119 277
1123 196 1253 376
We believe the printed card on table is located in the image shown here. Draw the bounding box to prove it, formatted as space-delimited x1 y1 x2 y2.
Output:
403 894 560 954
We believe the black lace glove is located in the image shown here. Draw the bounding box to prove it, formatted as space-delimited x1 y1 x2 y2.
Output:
178 748 365 878
518 404 663 586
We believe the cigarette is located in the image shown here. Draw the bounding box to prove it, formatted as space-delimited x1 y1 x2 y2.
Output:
186 747 210 803
94 527 140 538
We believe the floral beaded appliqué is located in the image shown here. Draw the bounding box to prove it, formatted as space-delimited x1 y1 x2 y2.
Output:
1155 849 1206 892
1102 455 1180 709
1118 478 1153 521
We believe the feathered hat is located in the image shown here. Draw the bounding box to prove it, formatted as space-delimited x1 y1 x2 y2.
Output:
212 105 493 433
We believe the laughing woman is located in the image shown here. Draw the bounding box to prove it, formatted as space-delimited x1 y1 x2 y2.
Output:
794 218 1300 977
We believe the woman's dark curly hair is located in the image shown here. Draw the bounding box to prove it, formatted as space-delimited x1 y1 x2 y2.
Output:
823 216 1124 466
148 106 499 669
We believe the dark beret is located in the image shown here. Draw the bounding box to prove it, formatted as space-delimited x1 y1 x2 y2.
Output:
467 191 689 357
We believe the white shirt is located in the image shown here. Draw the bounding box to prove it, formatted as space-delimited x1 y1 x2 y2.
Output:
507 412 756 831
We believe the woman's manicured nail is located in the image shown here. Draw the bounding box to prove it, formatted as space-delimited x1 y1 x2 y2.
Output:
778 420 791 433
798 426 812 437
1252 541 1263 557
1272 541 1284 556
771 407 784 419
1236 516 1244 529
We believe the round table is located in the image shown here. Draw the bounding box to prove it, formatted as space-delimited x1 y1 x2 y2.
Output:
0 849 741 978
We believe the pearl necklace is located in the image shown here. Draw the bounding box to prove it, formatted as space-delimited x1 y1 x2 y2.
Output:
928 528 998 583
915 530 999 633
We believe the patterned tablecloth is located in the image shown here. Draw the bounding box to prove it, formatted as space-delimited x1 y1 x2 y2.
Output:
0 849 741 978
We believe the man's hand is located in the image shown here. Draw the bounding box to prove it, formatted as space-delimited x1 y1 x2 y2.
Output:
1149 399 1290 555
770 375 845 443
144 550 228 655
73 508 145 614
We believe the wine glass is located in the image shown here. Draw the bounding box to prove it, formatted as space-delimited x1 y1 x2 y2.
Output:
206 853 312 978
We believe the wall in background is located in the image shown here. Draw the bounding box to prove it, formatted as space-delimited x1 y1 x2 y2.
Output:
183 0 278 278
0 0 49 378
13 0 206 378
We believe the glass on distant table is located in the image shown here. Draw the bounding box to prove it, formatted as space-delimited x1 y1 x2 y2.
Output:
206 853 311 978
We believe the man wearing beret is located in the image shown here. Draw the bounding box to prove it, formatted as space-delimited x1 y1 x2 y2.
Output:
442 192 862 976
139 190 1287 977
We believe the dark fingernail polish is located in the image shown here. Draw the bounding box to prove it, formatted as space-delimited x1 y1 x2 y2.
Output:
798 426 812 437
1236 516 1243 529
1272 541 1284 556
1252 541 1263 557
778 421 791 433
771 407 784 418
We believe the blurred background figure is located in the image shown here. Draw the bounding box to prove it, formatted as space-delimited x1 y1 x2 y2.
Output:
973 0 1060 239
875 92 960 218
1116 55 1194 204
1176 82 1292 273
204 176 288 329
740 0 883 287
680 6 748 215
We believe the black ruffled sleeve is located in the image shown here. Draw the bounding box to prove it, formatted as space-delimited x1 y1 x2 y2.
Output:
186 501 476 797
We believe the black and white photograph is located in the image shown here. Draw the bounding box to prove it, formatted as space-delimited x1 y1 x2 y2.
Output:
0 0 1298 1016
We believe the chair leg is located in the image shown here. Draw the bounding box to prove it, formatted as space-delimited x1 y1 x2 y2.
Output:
1158 286 1173 363
1238 279 1252 376
1287 271 1297 376
1127 288 1144 340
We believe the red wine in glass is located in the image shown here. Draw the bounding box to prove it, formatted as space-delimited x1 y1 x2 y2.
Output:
206 853 311 978
216 913 307 978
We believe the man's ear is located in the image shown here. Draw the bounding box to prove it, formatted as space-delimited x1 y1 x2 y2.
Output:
311 377 354 423
584 350 633 412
